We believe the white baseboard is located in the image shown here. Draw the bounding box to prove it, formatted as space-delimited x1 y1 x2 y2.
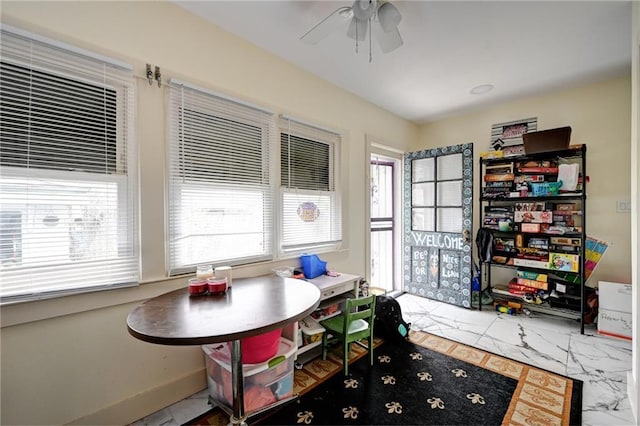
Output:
628 371 638 424
68 368 206 425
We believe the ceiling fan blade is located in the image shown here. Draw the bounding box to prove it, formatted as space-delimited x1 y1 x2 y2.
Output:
300 6 354 45
377 2 402 33
373 24 403 53
346 17 369 42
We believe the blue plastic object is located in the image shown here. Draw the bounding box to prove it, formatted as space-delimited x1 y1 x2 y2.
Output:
300 254 327 279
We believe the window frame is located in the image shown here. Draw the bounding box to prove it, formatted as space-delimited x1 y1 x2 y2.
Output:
0 25 138 305
166 80 276 276
278 116 343 256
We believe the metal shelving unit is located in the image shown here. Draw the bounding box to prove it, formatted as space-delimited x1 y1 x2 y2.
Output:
478 145 587 333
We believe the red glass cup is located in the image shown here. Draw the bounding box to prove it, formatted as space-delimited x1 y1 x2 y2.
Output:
188 278 208 296
207 277 228 295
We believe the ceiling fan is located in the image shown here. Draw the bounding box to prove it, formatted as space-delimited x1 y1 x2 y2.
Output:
300 0 403 60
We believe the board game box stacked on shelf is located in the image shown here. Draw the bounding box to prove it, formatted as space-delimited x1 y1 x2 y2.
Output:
483 205 514 230
508 270 549 296
483 162 514 198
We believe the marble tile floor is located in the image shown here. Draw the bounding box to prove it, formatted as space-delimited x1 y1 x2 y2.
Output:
131 293 635 426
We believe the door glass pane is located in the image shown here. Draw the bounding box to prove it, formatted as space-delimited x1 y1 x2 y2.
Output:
412 207 434 231
412 182 434 206
437 181 461 206
371 163 393 218
371 227 393 288
437 153 462 180
412 158 434 182
437 207 462 233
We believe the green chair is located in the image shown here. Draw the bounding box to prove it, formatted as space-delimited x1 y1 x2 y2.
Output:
320 294 376 376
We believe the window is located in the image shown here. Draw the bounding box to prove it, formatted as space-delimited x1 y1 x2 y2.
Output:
280 116 342 252
167 80 275 275
0 26 138 303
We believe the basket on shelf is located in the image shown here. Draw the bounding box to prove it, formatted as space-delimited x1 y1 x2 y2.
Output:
529 180 562 197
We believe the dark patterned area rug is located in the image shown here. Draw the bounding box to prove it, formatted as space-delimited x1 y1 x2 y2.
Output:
186 330 582 425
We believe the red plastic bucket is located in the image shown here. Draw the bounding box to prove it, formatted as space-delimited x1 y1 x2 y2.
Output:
241 329 282 364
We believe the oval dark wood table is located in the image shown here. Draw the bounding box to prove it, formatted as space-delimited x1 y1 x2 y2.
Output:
127 275 321 425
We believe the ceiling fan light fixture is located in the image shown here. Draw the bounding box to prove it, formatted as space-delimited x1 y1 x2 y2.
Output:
470 84 494 95
301 0 403 58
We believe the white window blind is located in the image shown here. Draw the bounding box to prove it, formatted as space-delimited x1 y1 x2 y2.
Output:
167 80 275 275
0 26 139 304
280 116 342 252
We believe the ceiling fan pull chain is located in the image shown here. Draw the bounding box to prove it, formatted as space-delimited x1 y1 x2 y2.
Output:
355 20 359 53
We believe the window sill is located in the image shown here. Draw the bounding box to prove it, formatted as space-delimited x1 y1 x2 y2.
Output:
0 276 185 328
0 248 352 328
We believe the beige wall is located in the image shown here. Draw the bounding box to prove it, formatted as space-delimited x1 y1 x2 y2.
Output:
416 76 632 286
0 1 417 425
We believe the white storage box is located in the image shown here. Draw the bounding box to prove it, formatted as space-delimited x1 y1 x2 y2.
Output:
300 316 325 345
203 337 296 413
598 281 632 340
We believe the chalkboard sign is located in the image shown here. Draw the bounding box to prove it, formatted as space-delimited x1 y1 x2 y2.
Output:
411 247 438 285
439 250 461 290
411 247 462 290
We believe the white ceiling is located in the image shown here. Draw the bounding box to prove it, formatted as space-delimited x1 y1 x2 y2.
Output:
173 1 632 124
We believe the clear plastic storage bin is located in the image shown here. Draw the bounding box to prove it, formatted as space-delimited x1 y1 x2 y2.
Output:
202 337 296 413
